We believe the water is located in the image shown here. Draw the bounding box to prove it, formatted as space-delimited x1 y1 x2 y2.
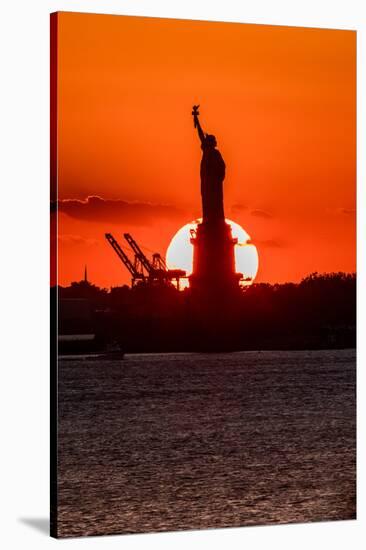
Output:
57 349 356 538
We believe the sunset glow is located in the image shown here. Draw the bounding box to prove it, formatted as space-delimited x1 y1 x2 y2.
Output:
53 13 356 288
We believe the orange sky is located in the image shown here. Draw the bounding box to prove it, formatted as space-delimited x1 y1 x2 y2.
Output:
52 12 356 288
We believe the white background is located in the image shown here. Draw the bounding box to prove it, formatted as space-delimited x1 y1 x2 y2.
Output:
0 1 365 548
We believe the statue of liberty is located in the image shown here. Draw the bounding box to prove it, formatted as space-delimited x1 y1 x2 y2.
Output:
192 105 226 223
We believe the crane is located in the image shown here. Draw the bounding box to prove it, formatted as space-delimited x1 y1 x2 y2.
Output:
152 252 167 271
123 233 186 289
105 233 146 286
123 233 153 274
106 232 187 289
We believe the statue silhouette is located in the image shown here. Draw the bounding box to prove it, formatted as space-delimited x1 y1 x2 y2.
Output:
192 105 226 223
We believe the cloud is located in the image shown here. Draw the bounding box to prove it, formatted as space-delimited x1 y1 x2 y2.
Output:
338 207 355 216
51 195 184 225
58 234 99 246
230 203 247 212
249 238 286 248
250 209 273 219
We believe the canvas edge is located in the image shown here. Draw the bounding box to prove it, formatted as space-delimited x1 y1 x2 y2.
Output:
50 10 59 540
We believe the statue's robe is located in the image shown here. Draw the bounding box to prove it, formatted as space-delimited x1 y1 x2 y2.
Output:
200 143 226 223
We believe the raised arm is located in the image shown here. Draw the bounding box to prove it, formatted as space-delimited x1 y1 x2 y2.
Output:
192 105 205 145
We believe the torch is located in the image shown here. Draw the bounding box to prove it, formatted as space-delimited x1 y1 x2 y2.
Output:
192 104 200 128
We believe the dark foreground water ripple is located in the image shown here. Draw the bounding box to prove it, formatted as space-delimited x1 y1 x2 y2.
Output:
57 349 356 537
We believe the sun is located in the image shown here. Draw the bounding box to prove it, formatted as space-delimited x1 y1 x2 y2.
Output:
166 219 259 289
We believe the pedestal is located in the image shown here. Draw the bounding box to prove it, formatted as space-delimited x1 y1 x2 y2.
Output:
186 221 243 350
189 220 242 294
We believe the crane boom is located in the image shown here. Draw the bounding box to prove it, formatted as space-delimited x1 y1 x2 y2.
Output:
124 233 152 273
105 233 142 280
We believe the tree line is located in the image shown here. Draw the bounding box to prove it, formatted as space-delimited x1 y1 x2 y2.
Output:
54 272 356 351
